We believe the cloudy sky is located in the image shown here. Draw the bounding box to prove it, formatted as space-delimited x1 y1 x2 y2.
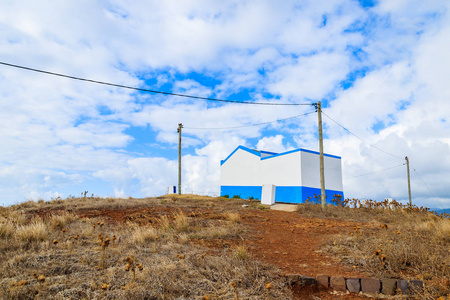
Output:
0 0 449 208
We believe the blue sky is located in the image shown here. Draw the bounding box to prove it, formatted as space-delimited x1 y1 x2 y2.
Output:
0 0 449 208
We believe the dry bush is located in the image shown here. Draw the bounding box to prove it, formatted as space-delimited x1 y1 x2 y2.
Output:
129 224 159 244
158 215 172 232
0 220 15 238
173 211 190 233
225 212 241 224
416 218 450 243
7 210 27 225
48 212 78 230
233 245 251 260
15 220 48 243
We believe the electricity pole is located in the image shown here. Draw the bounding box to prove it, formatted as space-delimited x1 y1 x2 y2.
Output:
177 123 183 195
316 101 326 211
405 156 412 206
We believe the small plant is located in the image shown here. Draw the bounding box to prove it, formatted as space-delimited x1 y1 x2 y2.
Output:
230 282 239 300
232 195 241 199
124 255 143 282
222 195 229 198
233 245 250 260
100 237 110 269
153 236 160 253
37 275 45 284
265 282 272 300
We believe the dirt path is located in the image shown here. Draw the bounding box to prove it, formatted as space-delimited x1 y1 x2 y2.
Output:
240 209 370 277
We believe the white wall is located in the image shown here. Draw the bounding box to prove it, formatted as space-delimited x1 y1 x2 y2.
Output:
260 151 302 186
221 146 343 191
300 151 343 191
220 148 261 186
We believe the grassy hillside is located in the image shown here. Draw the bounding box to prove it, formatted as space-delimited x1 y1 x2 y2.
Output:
0 195 449 299
0 196 291 299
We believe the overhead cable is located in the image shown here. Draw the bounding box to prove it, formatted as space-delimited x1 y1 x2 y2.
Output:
412 166 437 198
344 163 405 180
321 110 404 160
184 111 316 130
0 61 313 106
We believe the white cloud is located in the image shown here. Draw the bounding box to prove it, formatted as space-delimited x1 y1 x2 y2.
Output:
0 1 449 209
256 135 293 153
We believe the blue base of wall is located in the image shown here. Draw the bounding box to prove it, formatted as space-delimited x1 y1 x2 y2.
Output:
220 186 262 200
220 185 343 204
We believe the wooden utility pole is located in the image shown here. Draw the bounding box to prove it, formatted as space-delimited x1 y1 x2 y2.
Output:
317 101 326 211
177 123 183 195
405 156 412 206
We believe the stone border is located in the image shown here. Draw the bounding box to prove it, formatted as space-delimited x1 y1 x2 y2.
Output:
286 274 424 296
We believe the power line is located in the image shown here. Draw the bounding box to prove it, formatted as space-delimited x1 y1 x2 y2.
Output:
344 163 405 180
412 166 437 198
0 61 313 106
184 111 315 130
321 110 404 160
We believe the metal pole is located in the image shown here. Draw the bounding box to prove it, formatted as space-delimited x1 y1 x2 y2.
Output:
317 101 326 211
177 123 183 195
405 156 412 206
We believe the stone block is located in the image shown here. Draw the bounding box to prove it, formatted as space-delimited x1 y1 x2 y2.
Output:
346 278 361 293
285 274 300 285
299 276 316 286
409 280 424 295
316 275 329 288
396 280 408 295
361 278 381 294
330 276 347 292
381 279 397 295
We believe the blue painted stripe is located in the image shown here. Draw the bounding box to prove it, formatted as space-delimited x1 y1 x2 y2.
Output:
260 148 341 160
220 185 344 204
301 186 344 204
220 185 262 200
260 150 278 155
222 145 341 165
274 186 302 203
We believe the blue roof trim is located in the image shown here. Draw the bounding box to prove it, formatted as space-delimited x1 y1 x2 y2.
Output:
220 145 261 166
221 145 341 166
260 148 341 160
260 150 278 156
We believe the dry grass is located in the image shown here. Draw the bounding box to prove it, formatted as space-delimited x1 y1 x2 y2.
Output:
15 220 48 243
0 219 15 238
303 199 450 299
225 212 241 224
129 224 159 244
48 211 78 230
158 215 172 232
173 211 190 233
0 196 291 299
